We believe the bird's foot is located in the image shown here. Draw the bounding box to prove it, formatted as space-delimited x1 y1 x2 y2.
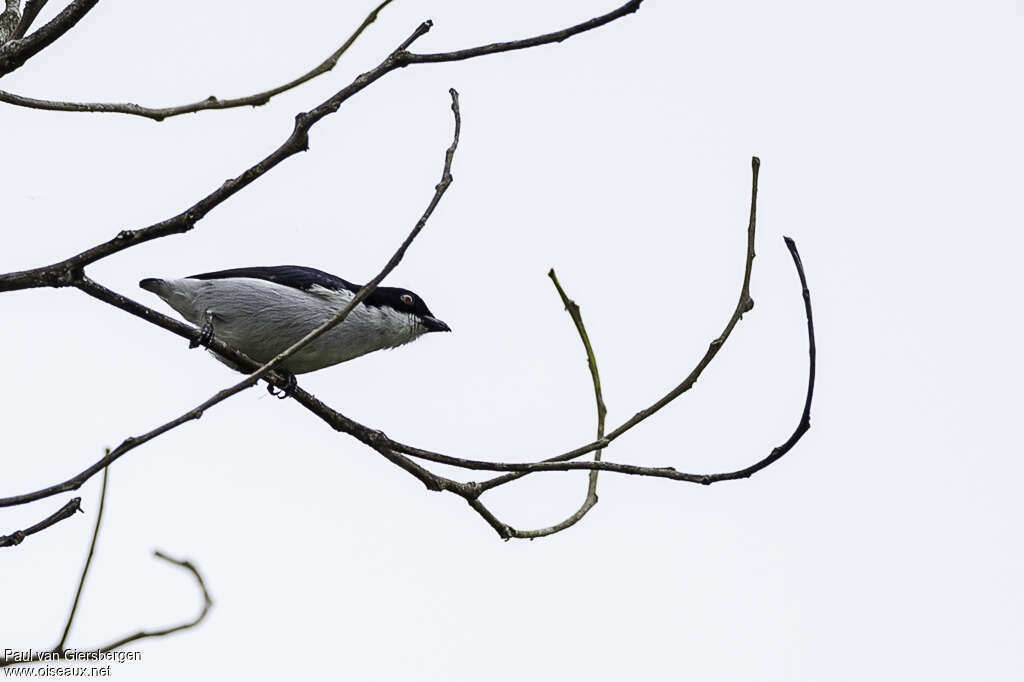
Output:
267 372 297 400
189 318 215 349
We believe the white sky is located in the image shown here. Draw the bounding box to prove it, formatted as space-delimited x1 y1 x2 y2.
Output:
2 1 1022 680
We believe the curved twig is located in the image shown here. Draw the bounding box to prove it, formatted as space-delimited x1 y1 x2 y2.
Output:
1 464 212 670
450 233 814 535
0 0 396 121
391 232 813 487
504 269 607 539
95 550 213 651
387 157 760 491
0 550 212 668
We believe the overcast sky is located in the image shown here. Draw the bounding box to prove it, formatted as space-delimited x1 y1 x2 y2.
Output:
2 1 1022 680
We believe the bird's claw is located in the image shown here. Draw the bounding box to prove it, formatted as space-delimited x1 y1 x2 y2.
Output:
189 319 215 349
267 372 297 400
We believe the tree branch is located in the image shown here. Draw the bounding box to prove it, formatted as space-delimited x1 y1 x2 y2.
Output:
11 0 46 40
387 157 761 492
402 0 642 64
0 0 97 77
93 550 213 651
0 496 81 547
0 0 396 120
1 1 643 293
0 0 21 45
401 233 813 485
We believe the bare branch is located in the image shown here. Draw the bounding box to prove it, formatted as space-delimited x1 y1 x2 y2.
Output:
0 0 97 77
398 233 814 488
0 0 396 120
387 157 761 492
0 549 213 668
498 269 608 539
402 0 642 64
1 1 643 293
0 496 80 547
56 464 108 651
94 550 213 651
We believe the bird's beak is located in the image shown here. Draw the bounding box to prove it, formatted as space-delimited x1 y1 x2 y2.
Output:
422 316 451 333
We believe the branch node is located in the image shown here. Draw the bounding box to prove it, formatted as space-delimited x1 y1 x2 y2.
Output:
56 265 83 287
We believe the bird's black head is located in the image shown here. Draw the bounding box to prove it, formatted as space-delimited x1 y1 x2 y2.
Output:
367 286 451 333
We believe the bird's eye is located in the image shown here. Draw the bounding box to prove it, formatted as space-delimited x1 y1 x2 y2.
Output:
400 294 414 306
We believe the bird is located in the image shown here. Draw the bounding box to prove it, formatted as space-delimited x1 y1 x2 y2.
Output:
139 265 450 396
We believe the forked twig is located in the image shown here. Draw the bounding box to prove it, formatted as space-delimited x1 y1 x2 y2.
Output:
503 269 608 539
11 0 47 39
0 0 397 121
0 0 97 77
0 0 644 292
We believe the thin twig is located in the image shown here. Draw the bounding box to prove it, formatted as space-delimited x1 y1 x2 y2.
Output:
503 269 607 539
0 496 81 547
0 0 96 77
386 157 761 492
0 0 397 120
0 550 213 668
0 0 643 292
402 0 642 64
56 463 109 651
397 232 814 487
95 550 213 650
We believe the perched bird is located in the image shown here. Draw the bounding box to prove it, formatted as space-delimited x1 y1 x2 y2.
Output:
140 265 450 394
